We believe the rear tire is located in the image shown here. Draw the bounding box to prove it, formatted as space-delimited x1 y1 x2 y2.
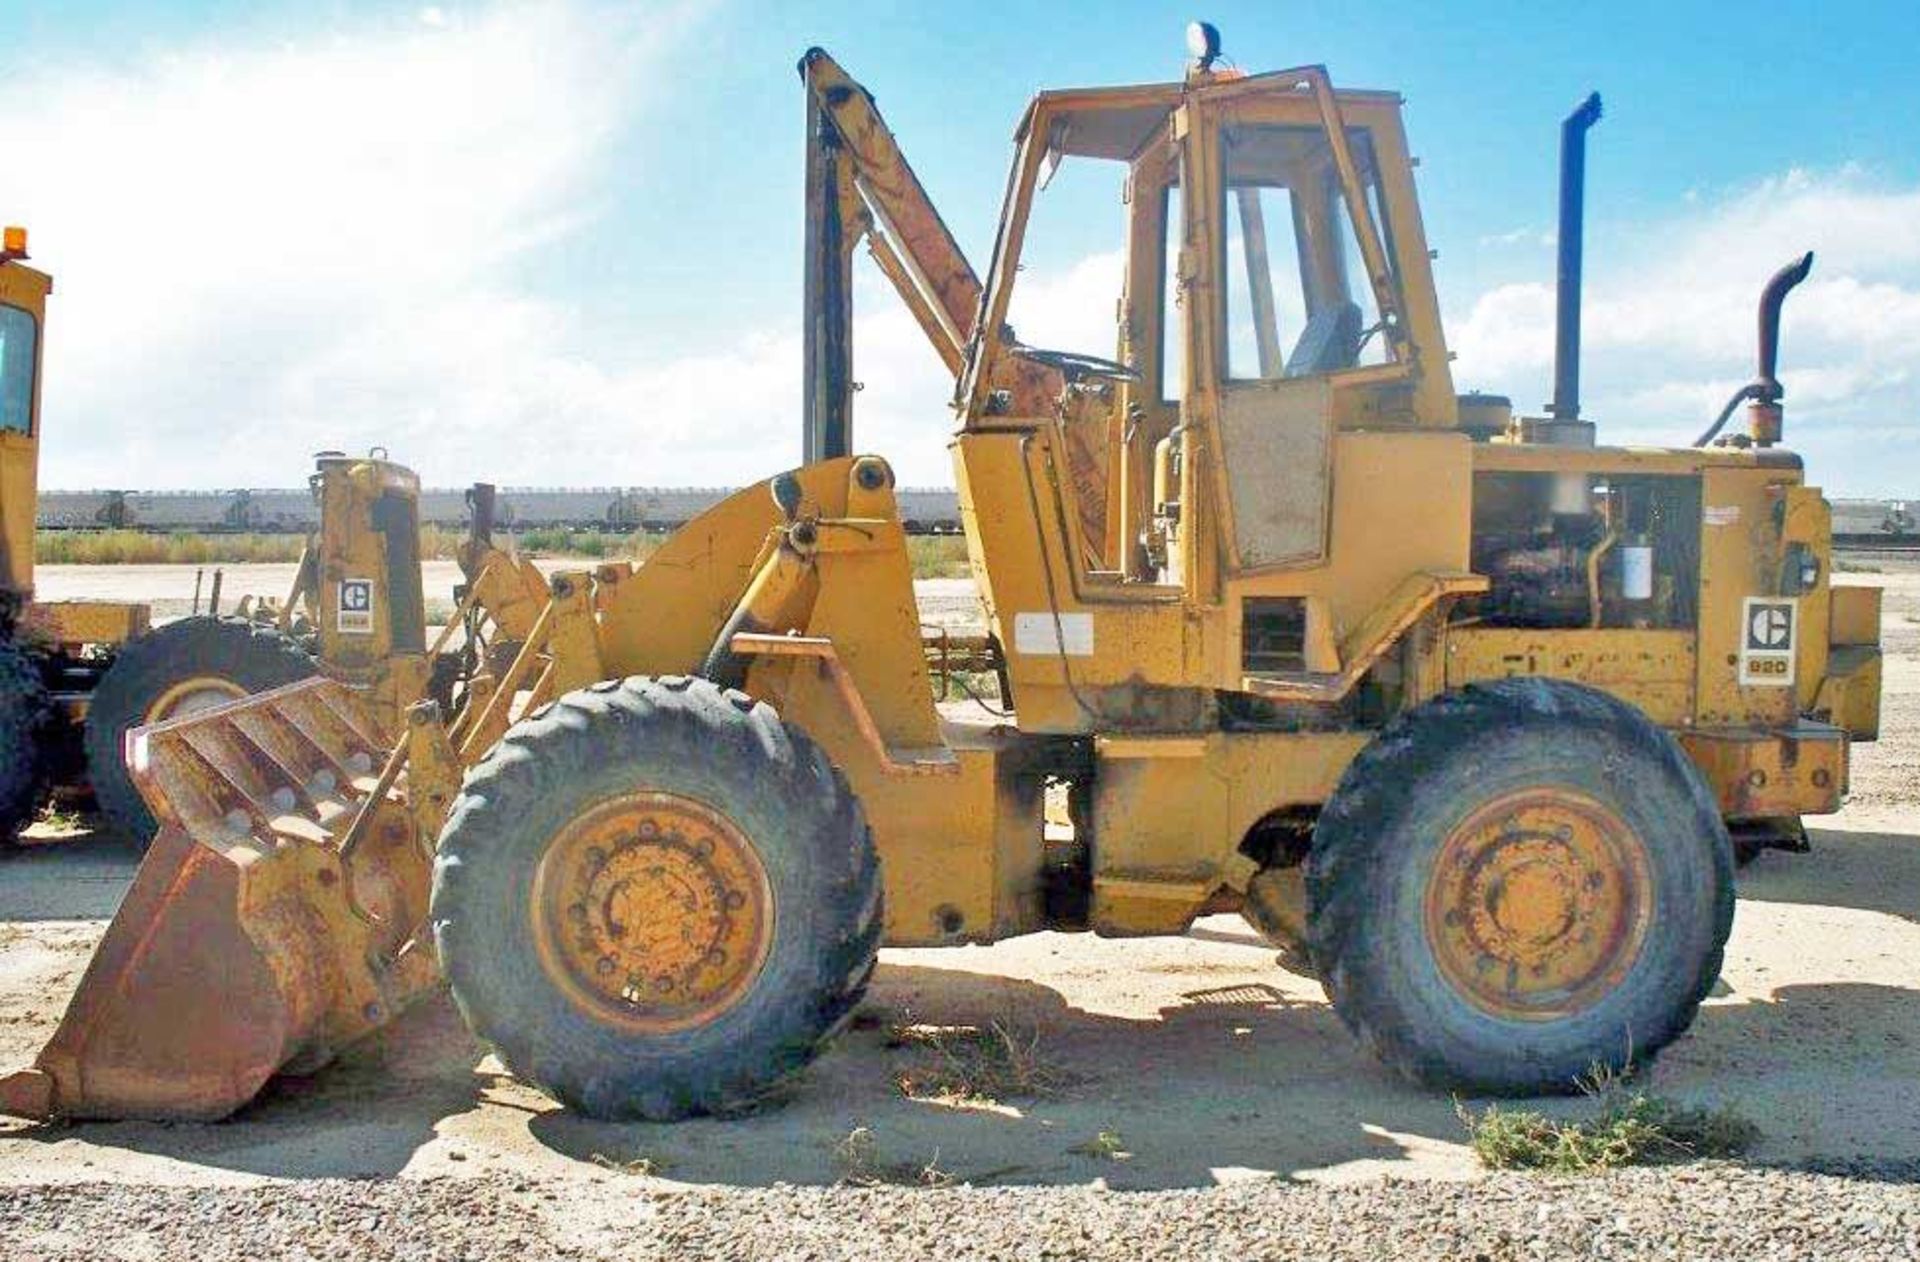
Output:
84 616 314 847
432 674 881 1121
1307 678 1734 1094
0 640 51 847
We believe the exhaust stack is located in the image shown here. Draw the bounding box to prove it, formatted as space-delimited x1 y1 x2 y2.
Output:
1549 92 1603 425
1693 251 1815 448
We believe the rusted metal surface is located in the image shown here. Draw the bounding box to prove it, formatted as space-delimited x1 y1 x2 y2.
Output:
0 677 437 1121
530 792 774 1034
1423 788 1652 1022
1678 723 1848 819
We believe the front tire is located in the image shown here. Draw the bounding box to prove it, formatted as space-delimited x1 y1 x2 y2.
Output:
84 616 314 846
432 675 881 1120
1307 678 1734 1094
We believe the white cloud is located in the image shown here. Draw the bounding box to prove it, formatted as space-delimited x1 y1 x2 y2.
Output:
11 1 706 489
1451 169 1920 492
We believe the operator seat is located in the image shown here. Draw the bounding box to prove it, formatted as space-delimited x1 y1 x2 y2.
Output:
1284 301 1363 377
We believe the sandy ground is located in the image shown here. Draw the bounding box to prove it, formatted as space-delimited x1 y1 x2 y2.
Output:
0 563 1914 1192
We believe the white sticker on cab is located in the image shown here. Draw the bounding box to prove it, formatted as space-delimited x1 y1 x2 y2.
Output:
1013 611 1094 657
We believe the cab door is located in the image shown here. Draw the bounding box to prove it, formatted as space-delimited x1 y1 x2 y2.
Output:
1179 71 1415 576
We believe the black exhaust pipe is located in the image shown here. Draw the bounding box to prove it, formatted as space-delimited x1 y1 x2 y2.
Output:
1549 92 1603 423
1753 250 1816 403
1693 251 1814 447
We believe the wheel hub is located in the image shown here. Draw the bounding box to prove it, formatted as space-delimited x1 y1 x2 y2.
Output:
1425 788 1651 1021
531 792 773 1033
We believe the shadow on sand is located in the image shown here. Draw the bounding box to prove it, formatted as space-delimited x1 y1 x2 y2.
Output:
5 826 1919 1188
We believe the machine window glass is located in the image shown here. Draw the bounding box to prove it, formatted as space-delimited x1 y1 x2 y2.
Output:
1160 183 1184 402
0 304 35 436
1219 123 1395 381
1003 152 1132 366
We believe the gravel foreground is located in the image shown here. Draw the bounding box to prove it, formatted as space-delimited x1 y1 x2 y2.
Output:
4 1165 1919 1262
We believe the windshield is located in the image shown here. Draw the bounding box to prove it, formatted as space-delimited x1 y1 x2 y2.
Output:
1003 151 1131 365
1219 122 1396 381
0 304 36 435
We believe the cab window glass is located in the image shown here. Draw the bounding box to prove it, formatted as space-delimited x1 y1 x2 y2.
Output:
1219 123 1396 382
0 305 34 436
1003 151 1130 363
1160 183 1184 401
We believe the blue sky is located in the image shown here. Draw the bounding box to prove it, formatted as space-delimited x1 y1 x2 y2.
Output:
5 0 1918 492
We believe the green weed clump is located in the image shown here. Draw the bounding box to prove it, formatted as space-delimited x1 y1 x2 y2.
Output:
1462 1083 1758 1173
906 535 971 579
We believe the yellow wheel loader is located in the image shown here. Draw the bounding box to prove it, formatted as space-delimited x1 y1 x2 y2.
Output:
0 226 157 842
80 456 551 848
0 227 548 850
0 27 1882 1123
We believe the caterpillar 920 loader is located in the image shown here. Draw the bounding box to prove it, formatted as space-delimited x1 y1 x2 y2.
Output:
0 26 1882 1123
0 225 548 852
78 455 552 848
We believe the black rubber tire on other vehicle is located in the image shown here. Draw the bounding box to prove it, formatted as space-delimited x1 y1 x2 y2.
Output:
0 640 51 848
431 674 882 1121
1306 677 1735 1095
83 616 315 847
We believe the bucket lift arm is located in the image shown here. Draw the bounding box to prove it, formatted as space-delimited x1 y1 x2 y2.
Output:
799 48 1055 461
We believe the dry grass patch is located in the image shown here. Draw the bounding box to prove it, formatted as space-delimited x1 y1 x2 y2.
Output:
36 530 309 565
889 1019 1071 1106
905 535 971 579
832 1127 953 1188
589 1153 670 1178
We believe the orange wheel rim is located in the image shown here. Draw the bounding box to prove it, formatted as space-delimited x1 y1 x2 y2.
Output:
1424 787 1652 1022
144 675 247 724
530 791 774 1033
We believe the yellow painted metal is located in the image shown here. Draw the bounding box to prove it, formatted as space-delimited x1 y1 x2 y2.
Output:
731 634 956 777
1678 723 1848 818
22 599 150 647
1830 584 1882 648
1784 485 1834 715
529 791 774 1034
1089 729 1365 936
1814 644 1881 741
462 548 551 646
1820 576 1881 733
1424 788 1653 1022
1246 570 1487 703
1445 629 1698 727
729 460 1028 944
1694 466 1803 729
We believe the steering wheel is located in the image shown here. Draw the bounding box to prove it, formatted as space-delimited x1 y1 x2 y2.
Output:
1010 345 1142 385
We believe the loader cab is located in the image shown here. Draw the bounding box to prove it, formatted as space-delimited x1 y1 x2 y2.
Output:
0 230 48 609
954 63 1464 727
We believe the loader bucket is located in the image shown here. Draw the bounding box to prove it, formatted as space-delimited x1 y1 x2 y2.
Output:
0 678 438 1122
